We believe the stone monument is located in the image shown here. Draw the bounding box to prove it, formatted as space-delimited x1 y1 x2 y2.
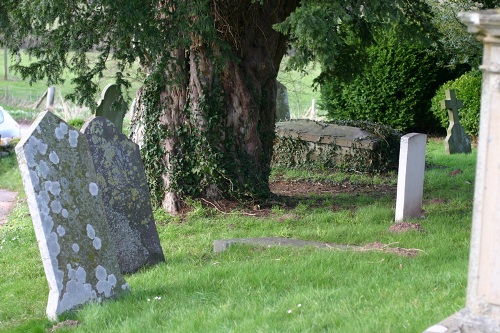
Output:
395 133 427 222
424 10 500 333
15 111 128 320
96 84 128 133
276 81 290 121
442 89 472 154
82 117 165 274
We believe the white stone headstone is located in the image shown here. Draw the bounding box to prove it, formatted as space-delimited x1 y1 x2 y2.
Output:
395 133 426 222
15 111 128 320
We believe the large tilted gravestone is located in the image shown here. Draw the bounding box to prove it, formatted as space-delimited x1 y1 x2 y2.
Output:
82 117 165 274
424 10 500 333
96 84 128 133
442 89 472 154
395 133 427 222
15 111 128 320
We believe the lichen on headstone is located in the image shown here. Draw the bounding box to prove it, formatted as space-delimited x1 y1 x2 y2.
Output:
15 111 128 320
82 117 165 274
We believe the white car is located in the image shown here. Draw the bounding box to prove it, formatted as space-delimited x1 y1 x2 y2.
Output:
0 106 21 139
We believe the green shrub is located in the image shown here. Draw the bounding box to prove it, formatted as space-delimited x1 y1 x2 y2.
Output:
430 69 481 138
320 33 441 133
67 118 85 130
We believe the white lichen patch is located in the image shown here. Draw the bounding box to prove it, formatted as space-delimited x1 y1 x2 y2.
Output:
95 265 117 297
89 183 98 196
47 232 61 256
51 200 62 214
38 161 50 179
93 237 102 250
72 243 80 253
59 264 97 314
68 130 79 148
121 283 130 291
86 224 96 240
44 181 61 196
54 122 68 140
61 209 69 218
56 225 66 237
49 151 59 165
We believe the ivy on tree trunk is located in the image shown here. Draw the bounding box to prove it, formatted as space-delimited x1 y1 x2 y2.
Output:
130 0 299 213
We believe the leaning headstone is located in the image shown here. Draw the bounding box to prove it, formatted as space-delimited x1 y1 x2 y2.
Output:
96 84 128 133
424 10 500 333
276 81 290 121
15 111 128 320
442 89 472 154
395 133 427 222
82 117 165 274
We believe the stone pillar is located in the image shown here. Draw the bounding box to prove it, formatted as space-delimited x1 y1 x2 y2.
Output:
424 10 500 333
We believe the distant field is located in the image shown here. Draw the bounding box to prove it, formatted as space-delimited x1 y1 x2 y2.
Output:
0 50 321 121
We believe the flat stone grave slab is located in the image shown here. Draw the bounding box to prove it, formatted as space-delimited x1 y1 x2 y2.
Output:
82 117 165 274
214 237 418 257
15 111 128 320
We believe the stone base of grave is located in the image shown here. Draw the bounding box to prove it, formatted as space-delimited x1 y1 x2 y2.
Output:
424 308 500 333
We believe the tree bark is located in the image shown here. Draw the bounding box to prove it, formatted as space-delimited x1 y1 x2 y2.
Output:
131 0 299 213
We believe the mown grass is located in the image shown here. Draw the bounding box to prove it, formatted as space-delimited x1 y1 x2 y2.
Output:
0 138 475 332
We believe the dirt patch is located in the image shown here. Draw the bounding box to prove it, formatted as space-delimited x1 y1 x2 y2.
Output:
362 241 421 257
0 189 18 227
388 222 424 234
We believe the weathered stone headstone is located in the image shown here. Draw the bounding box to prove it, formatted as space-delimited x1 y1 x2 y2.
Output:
46 86 56 110
424 10 500 333
82 117 165 274
96 84 128 133
15 111 128 320
395 133 426 222
442 89 472 154
276 81 290 121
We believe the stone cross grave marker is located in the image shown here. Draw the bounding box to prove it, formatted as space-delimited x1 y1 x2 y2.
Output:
442 89 472 154
424 9 500 333
82 117 165 274
96 84 128 133
395 133 427 222
15 111 128 320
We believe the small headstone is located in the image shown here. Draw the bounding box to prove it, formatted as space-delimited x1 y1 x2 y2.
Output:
395 133 427 222
441 89 472 154
96 84 128 133
46 86 56 110
15 111 128 320
276 81 290 121
82 117 165 274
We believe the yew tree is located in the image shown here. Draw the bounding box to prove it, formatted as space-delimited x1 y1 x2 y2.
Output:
1 0 431 213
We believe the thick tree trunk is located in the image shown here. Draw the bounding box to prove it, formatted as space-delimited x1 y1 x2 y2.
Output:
131 0 299 213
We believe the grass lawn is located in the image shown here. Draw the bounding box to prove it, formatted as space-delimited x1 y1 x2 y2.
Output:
0 138 475 332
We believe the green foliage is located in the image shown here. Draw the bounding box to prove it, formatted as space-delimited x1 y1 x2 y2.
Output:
431 70 482 138
67 118 85 130
272 120 401 173
320 29 441 132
